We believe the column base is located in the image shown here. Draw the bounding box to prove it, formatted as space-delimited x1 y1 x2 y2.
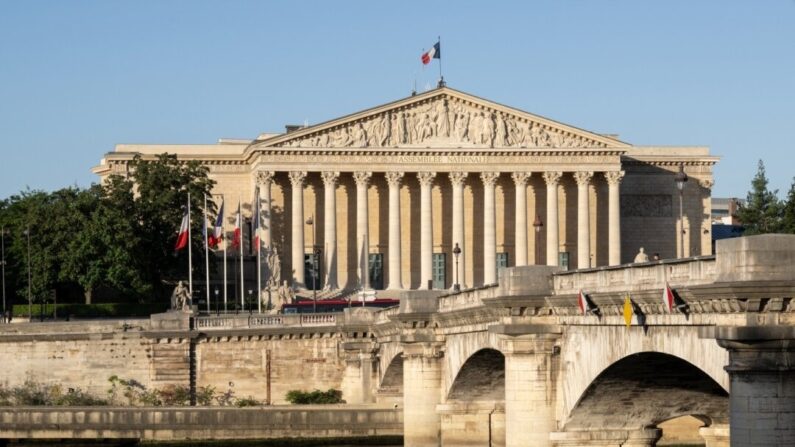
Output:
550 428 661 446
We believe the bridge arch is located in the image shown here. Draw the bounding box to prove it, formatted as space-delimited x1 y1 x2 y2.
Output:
447 348 505 401
562 351 728 432
443 330 502 397
559 324 728 422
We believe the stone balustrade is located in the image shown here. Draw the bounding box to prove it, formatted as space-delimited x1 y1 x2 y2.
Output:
195 313 338 330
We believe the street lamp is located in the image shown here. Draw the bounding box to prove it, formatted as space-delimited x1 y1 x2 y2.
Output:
247 289 253 314
1 227 7 323
533 215 544 265
306 215 318 313
675 165 689 258
23 227 31 320
214 287 219 316
452 243 461 292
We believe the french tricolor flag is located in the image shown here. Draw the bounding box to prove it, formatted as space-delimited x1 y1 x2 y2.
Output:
662 283 676 313
208 200 224 248
232 201 241 249
174 209 190 251
421 42 440 65
577 289 591 315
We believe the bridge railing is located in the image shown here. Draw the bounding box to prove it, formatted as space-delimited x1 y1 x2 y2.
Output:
195 313 339 330
553 255 716 295
438 285 498 312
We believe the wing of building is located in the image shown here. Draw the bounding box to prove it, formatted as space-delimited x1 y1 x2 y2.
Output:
92 86 718 297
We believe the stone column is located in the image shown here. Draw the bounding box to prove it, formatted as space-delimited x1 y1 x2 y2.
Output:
500 331 560 447
386 172 404 290
450 172 468 289
512 172 531 266
321 171 340 290
481 172 499 285
543 172 562 267
605 171 624 266
402 342 444 447
713 326 795 446
353 172 372 290
339 341 377 404
574 171 593 269
255 171 275 251
699 424 730 447
288 171 306 288
418 172 436 289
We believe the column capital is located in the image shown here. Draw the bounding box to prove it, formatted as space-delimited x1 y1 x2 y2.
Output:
573 171 594 186
497 331 560 356
449 171 468 186
417 171 437 186
288 171 307 186
511 172 532 186
255 170 275 186
604 170 626 186
385 171 404 187
542 171 563 186
321 171 340 186
353 171 372 186
480 171 499 186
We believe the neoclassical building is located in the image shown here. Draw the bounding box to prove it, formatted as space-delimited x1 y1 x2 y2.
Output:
93 86 717 297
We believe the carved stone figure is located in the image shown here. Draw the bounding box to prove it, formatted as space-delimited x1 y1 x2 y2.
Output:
434 100 450 138
377 114 391 146
417 113 434 141
353 123 368 147
549 130 563 148
469 112 482 144
494 114 507 147
454 112 469 141
396 111 407 144
332 128 352 147
266 247 281 289
171 281 191 311
530 123 547 147
277 280 295 305
481 113 495 146
634 247 650 263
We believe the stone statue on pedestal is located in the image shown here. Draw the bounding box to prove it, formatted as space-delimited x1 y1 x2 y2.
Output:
170 281 192 311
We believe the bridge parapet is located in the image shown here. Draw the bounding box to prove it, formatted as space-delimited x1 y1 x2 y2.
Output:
195 313 338 331
554 256 716 296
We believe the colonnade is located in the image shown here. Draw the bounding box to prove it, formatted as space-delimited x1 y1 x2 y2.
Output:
254 169 625 290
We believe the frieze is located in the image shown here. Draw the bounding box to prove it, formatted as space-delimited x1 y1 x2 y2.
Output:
255 152 620 166
269 95 611 150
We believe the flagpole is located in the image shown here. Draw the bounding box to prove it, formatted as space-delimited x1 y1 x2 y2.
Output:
239 198 244 311
437 36 443 85
256 189 262 314
187 193 193 297
222 195 227 313
204 194 211 313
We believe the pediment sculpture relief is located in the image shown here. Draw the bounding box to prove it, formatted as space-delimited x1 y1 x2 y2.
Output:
276 96 608 149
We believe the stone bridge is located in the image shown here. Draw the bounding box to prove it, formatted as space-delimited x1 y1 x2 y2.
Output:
336 234 795 446
1 235 794 446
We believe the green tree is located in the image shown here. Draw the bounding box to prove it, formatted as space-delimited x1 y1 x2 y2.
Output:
780 179 795 234
737 160 781 235
110 153 216 300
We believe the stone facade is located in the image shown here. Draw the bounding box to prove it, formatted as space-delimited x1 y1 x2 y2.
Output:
92 86 716 300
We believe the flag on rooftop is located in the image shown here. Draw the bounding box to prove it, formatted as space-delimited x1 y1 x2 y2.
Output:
421 42 440 65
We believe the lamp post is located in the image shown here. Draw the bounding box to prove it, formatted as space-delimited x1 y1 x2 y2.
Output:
214 287 219 316
306 215 318 313
1 227 7 323
247 289 253 314
23 227 31 320
452 243 461 292
533 215 543 265
675 165 689 258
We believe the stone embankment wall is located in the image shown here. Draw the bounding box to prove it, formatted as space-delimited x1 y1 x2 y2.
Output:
0 315 347 405
0 406 402 440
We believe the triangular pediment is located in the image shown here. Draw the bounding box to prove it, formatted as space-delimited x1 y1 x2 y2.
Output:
256 87 630 150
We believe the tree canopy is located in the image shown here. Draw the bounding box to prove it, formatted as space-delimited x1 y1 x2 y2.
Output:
0 154 215 308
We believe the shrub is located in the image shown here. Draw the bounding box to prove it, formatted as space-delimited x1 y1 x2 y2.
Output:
235 396 262 407
13 302 168 318
196 385 216 406
285 389 344 404
0 381 107 406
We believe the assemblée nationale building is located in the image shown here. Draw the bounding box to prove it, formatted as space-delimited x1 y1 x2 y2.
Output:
92 86 717 298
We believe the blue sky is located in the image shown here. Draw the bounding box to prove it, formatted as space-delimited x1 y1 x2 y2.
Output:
1 1 793 199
